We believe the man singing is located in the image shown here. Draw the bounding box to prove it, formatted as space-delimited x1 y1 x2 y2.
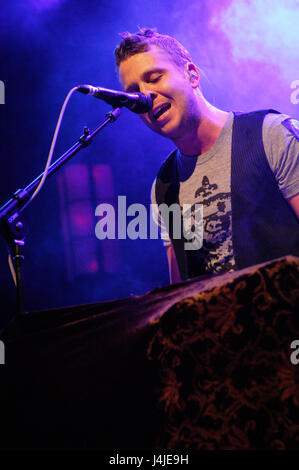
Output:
115 28 299 284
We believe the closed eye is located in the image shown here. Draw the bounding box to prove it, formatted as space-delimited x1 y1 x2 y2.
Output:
147 75 162 84
126 73 163 93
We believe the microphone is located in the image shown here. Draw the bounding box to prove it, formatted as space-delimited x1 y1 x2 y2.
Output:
77 84 153 114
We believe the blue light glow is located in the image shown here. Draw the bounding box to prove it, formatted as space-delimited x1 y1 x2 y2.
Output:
211 0 299 81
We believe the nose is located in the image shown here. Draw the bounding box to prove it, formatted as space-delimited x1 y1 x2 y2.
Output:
139 84 156 101
147 91 156 112
148 91 156 103
143 91 156 116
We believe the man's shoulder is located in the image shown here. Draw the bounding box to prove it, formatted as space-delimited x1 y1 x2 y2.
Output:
262 111 296 146
233 109 291 142
263 112 299 142
263 111 290 128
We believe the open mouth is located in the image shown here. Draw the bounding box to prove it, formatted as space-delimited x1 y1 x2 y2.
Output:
153 103 171 120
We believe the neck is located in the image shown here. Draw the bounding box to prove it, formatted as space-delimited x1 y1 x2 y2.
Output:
173 94 229 156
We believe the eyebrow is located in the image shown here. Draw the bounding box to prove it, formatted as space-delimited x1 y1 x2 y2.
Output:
125 68 164 93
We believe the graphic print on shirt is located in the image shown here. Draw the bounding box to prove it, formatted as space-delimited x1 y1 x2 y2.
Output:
188 175 236 273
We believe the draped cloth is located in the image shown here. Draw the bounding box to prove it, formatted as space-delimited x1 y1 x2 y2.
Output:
147 256 299 450
1 256 299 450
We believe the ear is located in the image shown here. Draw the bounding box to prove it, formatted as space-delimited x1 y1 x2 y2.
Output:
184 62 200 88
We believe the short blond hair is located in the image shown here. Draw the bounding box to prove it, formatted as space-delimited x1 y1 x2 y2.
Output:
115 27 192 69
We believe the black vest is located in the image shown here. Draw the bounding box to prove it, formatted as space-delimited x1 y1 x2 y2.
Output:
155 110 299 280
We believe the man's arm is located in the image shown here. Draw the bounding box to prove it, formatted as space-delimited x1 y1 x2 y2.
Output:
166 244 182 284
151 179 182 284
287 193 299 218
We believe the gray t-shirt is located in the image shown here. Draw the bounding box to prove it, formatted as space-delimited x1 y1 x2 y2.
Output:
151 112 299 274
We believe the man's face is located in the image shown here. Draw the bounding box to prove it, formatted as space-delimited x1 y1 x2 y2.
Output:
119 45 198 140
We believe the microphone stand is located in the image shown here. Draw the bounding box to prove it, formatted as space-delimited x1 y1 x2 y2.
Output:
0 107 121 316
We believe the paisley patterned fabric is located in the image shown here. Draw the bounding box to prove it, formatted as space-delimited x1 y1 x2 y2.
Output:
147 257 299 450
